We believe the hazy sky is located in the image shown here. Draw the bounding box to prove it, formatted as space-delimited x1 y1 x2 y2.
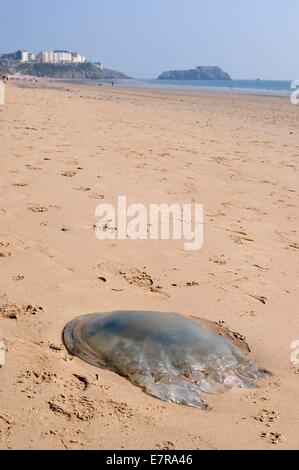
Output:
1 0 298 79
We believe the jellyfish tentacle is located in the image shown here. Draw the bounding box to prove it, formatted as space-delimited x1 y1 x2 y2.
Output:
147 376 207 409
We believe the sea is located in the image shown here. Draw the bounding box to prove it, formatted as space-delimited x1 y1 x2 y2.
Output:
69 78 294 97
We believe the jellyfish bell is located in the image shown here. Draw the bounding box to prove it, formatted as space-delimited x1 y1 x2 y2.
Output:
64 310 268 409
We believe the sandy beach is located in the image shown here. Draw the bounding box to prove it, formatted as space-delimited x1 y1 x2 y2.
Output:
0 81 298 450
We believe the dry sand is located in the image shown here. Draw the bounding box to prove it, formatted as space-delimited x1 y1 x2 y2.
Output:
0 81 298 450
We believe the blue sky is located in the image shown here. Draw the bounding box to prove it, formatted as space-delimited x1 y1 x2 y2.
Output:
1 0 298 79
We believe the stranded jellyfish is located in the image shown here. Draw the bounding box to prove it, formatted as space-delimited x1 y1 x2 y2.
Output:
64 311 267 409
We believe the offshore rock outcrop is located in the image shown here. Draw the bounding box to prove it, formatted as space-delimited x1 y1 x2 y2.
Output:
158 66 231 80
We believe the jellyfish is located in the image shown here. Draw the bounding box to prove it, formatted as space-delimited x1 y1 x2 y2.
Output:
64 310 268 409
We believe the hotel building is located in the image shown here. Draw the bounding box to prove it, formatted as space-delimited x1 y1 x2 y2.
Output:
36 50 85 64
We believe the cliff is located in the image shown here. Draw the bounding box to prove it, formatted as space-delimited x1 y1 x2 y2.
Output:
158 66 231 81
0 61 131 79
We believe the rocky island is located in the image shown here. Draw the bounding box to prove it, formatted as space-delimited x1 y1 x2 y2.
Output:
0 60 131 80
158 66 231 80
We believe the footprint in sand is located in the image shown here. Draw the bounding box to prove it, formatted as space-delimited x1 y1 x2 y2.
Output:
18 367 90 393
74 186 91 192
156 441 176 451
49 343 64 352
61 170 77 178
61 226 71 233
0 414 15 447
0 242 11 258
27 203 48 213
120 269 154 289
99 400 134 422
88 192 105 200
26 164 42 171
261 431 285 445
209 255 227 265
0 303 44 319
185 281 200 287
12 183 29 188
171 281 199 288
255 409 279 426
48 395 95 422
12 275 25 281
18 369 58 386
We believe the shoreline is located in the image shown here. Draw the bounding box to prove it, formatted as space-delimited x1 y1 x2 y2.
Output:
6 74 292 98
10 77 291 106
60 78 293 98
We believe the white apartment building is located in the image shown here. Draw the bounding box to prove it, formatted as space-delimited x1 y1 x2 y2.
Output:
49 51 58 63
72 52 85 63
1 49 87 64
36 50 86 64
54 50 72 62
36 51 65 63
20 51 29 62
36 51 51 63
